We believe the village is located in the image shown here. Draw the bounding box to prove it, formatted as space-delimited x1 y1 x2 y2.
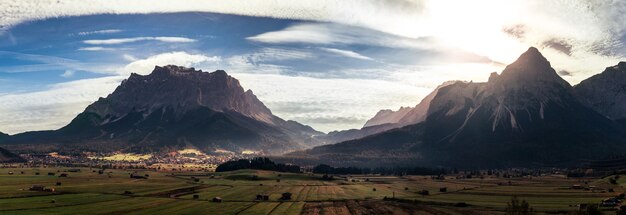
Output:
7 148 263 172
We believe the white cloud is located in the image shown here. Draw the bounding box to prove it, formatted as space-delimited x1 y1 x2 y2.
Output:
122 54 138 61
119 51 221 75
247 23 433 49
78 46 116 51
319 48 373 61
83 36 196 45
60 70 75 77
77 29 122 36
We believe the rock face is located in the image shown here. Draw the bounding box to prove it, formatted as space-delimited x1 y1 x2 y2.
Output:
0 147 25 163
86 66 275 124
2 66 322 154
289 48 625 168
574 62 626 120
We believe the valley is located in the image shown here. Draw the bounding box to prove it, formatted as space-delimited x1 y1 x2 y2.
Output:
0 167 623 214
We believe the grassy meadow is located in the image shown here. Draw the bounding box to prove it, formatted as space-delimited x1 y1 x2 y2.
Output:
0 167 621 214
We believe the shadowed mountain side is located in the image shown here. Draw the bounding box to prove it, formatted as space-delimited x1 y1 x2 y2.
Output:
0 147 26 163
574 62 626 120
280 123 425 168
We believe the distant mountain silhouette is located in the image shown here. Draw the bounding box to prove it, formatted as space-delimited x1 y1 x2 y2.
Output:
1 66 322 154
323 81 455 145
288 47 626 168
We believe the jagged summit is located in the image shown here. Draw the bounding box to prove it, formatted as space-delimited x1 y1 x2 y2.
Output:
495 47 569 87
89 66 275 124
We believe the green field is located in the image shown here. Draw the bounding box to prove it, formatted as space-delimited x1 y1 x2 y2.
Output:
0 168 621 214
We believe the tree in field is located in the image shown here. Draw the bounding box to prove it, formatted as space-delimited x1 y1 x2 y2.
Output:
505 196 535 215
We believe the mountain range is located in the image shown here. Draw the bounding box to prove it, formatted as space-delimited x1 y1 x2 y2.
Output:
284 48 626 168
1 48 625 168
0 66 322 154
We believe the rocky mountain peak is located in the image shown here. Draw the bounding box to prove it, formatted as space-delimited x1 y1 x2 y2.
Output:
497 47 568 87
86 66 275 124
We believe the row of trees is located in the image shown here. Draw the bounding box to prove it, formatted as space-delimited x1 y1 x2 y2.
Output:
215 157 301 173
311 164 447 176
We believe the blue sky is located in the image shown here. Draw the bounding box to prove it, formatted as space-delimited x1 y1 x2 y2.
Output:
1 0 625 134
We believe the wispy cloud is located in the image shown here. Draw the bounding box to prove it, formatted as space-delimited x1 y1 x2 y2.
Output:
83 36 196 45
77 29 122 36
0 51 118 74
78 46 117 51
247 23 433 49
60 70 75 78
319 48 373 61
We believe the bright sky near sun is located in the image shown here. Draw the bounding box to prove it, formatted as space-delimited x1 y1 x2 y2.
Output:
0 0 625 134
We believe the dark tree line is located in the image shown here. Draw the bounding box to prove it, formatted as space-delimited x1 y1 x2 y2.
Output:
312 164 447 176
216 157 301 173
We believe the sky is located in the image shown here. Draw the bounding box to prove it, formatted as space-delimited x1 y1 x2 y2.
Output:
0 0 625 134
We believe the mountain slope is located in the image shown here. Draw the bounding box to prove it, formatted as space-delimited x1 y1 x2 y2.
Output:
2 66 321 154
291 47 625 168
363 107 412 128
574 62 626 120
283 124 424 167
0 147 25 163
364 81 456 128
324 81 456 145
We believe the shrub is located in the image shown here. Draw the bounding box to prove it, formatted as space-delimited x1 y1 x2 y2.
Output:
505 196 535 215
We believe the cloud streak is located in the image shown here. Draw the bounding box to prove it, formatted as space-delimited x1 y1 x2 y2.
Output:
246 23 433 50
320 48 373 61
78 46 117 51
83 36 196 45
77 29 122 36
